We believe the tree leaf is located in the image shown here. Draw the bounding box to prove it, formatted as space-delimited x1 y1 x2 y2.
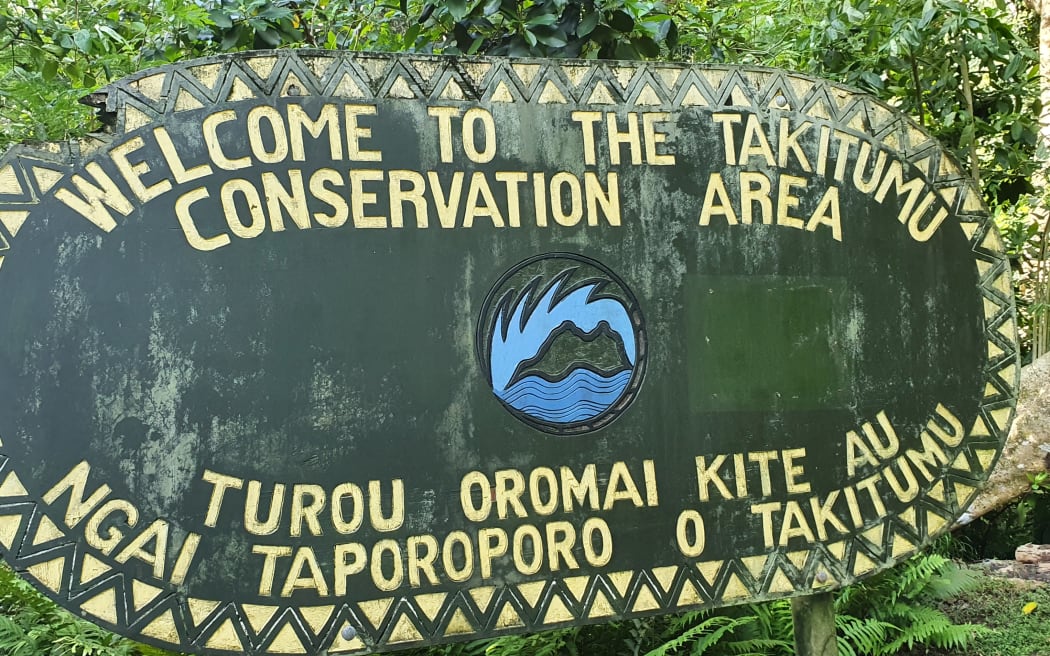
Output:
403 23 420 47
41 60 58 82
665 20 678 49
209 10 233 29
64 61 83 85
508 39 532 56
615 41 639 60
919 0 937 29
608 10 634 33
72 29 91 54
220 24 245 49
258 5 291 20
577 11 598 37
960 122 975 147
843 0 864 21
446 0 469 21
534 30 567 47
255 26 282 46
94 24 124 46
525 7 558 27
633 35 660 58
1004 55 1021 79
859 71 883 90
654 19 671 41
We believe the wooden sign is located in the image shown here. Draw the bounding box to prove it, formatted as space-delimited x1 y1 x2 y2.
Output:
0 52 1018 655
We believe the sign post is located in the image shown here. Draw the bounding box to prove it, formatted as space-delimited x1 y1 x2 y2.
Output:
0 52 1019 655
792 593 837 656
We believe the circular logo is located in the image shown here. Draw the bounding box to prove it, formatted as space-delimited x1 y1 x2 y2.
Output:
476 253 647 434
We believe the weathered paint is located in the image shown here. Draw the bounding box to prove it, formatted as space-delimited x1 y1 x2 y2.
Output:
0 51 1019 655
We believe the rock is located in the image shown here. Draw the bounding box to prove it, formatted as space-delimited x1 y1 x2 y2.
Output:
959 353 1050 524
1017 543 1050 563
972 559 1050 585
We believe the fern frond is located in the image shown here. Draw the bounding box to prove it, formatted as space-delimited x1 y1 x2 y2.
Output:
883 611 986 653
643 615 755 656
747 600 794 642
836 635 858 656
723 636 793 655
922 564 981 600
888 553 949 604
835 614 895 656
485 629 572 656
0 612 38 656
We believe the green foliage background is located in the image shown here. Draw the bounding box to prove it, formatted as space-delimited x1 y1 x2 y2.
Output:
0 0 1040 195
0 1 1047 655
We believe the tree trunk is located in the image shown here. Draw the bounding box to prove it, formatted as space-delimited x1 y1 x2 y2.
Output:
792 593 837 656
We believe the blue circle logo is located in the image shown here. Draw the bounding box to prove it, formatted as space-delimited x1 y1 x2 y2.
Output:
476 253 647 435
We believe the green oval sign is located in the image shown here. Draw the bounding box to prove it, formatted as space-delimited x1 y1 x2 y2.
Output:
0 52 1018 655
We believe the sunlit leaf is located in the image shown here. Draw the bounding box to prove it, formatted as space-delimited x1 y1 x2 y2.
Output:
209 10 233 29
446 0 469 21
403 23 420 47
41 60 58 81
72 29 91 54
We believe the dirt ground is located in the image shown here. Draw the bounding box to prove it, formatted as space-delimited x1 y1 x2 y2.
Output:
973 559 1050 585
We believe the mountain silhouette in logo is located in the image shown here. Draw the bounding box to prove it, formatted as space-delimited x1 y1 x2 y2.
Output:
510 326 630 384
